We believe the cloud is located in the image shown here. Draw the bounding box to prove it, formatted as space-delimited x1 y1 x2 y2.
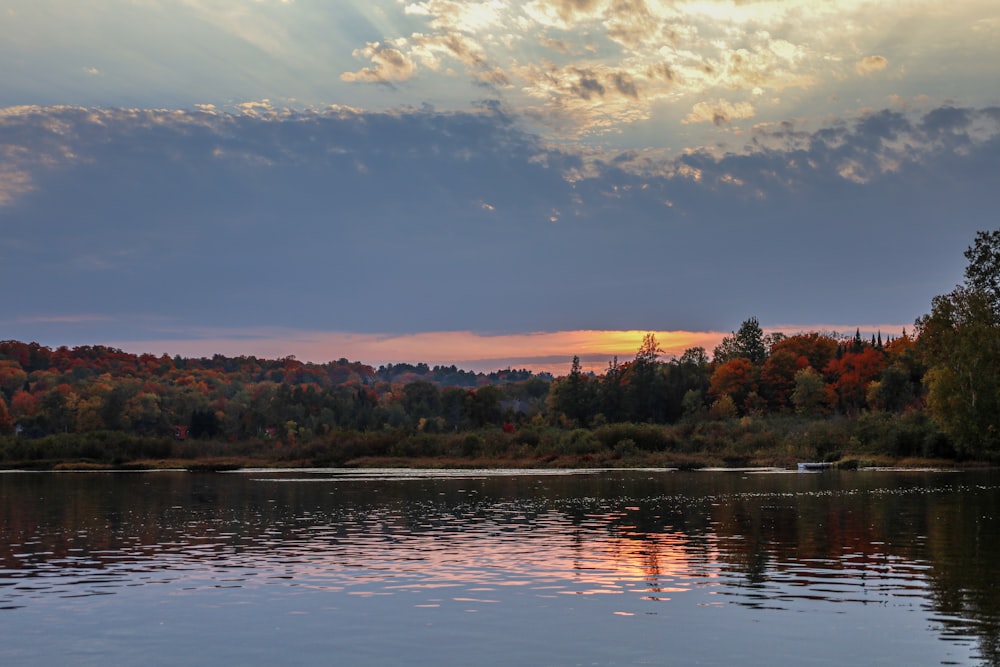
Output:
512 62 655 133
336 0 844 136
1 102 998 342
0 165 33 205
12 314 112 325
341 42 417 83
856 55 888 75
523 0 607 30
684 99 756 126
406 31 488 70
337 1 1000 147
404 0 509 33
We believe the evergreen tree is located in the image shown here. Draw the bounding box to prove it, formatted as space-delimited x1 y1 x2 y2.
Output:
713 317 767 363
629 334 664 422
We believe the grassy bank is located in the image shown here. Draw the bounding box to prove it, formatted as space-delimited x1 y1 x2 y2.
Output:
0 410 980 471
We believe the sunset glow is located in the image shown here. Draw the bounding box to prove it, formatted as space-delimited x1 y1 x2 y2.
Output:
110 329 728 375
105 324 906 375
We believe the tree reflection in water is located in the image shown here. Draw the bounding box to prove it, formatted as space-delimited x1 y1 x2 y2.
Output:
0 469 997 665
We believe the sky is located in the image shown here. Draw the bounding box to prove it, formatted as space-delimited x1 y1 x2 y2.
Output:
1 0 998 374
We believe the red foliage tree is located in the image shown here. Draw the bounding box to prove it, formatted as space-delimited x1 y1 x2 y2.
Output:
709 358 756 407
824 348 887 414
0 396 13 434
9 389 40 420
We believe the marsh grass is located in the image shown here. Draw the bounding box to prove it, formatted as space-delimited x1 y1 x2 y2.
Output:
0 412 960 470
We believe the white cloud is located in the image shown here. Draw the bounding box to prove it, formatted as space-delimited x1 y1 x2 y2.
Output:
404 0 509 32
683 99 756 125
341 42 418 83
856 55 888 76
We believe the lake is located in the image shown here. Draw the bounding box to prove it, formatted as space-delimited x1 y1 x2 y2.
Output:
1 467 998 666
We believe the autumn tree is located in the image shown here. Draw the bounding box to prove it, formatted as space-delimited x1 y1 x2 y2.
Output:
9 389 40 422
709 358 755 411
824 347 887 415
759 348 806 410
770 333 838 372
0 396 13 434
0 361 28 400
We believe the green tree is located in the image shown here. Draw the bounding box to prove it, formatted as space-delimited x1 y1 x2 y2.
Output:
962 229 1000 313
680 388 706 421
549 356 595 426
663 347 710 422
440 387 468 430
628 334 664 422
189 408 221 439
713 316 767 363
401 380 441 422
917 286 1000 457
465 386 502 427
791 367 827 416
917 230 1000 457
597 357 626 423
40 388 75 434
867 365 915 413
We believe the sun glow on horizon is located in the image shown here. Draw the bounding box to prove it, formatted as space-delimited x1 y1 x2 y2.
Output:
107 328 729 376
104 322 907 377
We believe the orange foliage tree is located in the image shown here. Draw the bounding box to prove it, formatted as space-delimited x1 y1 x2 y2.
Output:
760 333 839 410
824 347 887 414
709 358 756 410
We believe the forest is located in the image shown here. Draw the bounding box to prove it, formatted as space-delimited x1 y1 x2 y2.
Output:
1 230 998 469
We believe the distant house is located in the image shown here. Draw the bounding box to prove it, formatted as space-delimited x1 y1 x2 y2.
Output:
173 425 188 440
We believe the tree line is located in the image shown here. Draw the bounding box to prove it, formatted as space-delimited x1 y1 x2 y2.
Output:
1 230 998 462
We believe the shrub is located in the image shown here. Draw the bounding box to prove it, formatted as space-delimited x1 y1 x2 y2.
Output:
593 423 671 452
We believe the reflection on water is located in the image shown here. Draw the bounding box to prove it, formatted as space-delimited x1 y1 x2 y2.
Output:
0 468 997 666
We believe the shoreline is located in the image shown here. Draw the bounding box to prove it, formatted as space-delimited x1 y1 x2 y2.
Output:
1 452 977 473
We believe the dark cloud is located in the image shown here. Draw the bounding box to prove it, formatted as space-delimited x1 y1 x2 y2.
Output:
1 103 998 344
611 72 639 98
571 70 606 99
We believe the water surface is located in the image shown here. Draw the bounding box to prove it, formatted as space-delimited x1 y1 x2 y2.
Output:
1 468 997 666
